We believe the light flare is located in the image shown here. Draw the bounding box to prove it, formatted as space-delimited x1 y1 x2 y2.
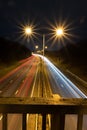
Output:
25 27 32 35
46 19 77 47
56 28 64 36
17 21 38 43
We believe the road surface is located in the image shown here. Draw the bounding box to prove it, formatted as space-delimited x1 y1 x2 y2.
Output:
0 54 87 130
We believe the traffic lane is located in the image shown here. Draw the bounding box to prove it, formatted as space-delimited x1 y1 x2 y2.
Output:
45 62 80 98
0 55 34 84
43 65 53 98
16 60 38 97
31 60 52 98
0 57 34 92
44 57 86 98
1 66 31 97
0 56 37 97
48 68 80 98
30 62 42 97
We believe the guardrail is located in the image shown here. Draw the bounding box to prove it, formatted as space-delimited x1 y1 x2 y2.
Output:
0 97 87 130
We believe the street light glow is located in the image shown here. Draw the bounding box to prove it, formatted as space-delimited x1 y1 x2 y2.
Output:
18 20 74 51
45 46 48 49
25 27 32 35
35 45 38 49
46 19 75 45
18 22 38 42
56 28 64 36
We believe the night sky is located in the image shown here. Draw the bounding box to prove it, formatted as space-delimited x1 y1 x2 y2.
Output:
0 0 87 50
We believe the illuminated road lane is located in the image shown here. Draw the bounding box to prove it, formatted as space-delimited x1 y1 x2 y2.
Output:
0 55 38 97
37 54 87 98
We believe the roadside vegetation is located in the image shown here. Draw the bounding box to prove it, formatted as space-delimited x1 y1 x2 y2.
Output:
0 62 20 78
0 37 31 78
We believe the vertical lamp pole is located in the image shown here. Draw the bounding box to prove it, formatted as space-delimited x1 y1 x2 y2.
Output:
42 34 45 97
43 34 45 57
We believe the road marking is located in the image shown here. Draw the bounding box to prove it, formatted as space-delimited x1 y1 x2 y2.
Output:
15 90 19 95
30 64 39 97
0 115 3 120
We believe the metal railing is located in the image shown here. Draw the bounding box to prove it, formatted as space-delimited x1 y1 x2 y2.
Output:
0 97 87 130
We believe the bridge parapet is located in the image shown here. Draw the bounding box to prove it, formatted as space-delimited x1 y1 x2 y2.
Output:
0 97 87 130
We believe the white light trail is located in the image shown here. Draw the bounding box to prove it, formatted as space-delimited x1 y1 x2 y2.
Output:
34 54 87 98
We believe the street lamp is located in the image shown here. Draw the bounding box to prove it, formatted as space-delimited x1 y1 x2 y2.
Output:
35 45 39 49
22 26 33 43
56 27 64 37
23 25 64 56
43 34 45 57
25 27 32 36
45 46 48 49
55 27 64 62
42 28 64 57
24 26 33 38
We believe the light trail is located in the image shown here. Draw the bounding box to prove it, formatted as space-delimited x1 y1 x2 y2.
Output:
30 62 39 97
34 54 87 98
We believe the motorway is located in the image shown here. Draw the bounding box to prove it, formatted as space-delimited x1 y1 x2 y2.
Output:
37 54 87 98
0 54 87 130
0 55 52 130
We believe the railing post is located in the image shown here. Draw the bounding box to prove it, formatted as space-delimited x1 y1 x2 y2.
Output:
3 114 7 130
42 114 46 130
22 113 27 130
51 113 65 130
77 113 83 130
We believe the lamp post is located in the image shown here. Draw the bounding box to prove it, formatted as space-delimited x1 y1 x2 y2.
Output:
43 34 45 57
42 35 48 56
42 28 64 56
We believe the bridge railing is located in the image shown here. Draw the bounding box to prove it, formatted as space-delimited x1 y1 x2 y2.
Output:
0 97 87 130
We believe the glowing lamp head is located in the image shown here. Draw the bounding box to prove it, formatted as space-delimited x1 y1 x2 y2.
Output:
45 46 48 49
25 27 32 35
56 28 64 36
35 45 38 49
